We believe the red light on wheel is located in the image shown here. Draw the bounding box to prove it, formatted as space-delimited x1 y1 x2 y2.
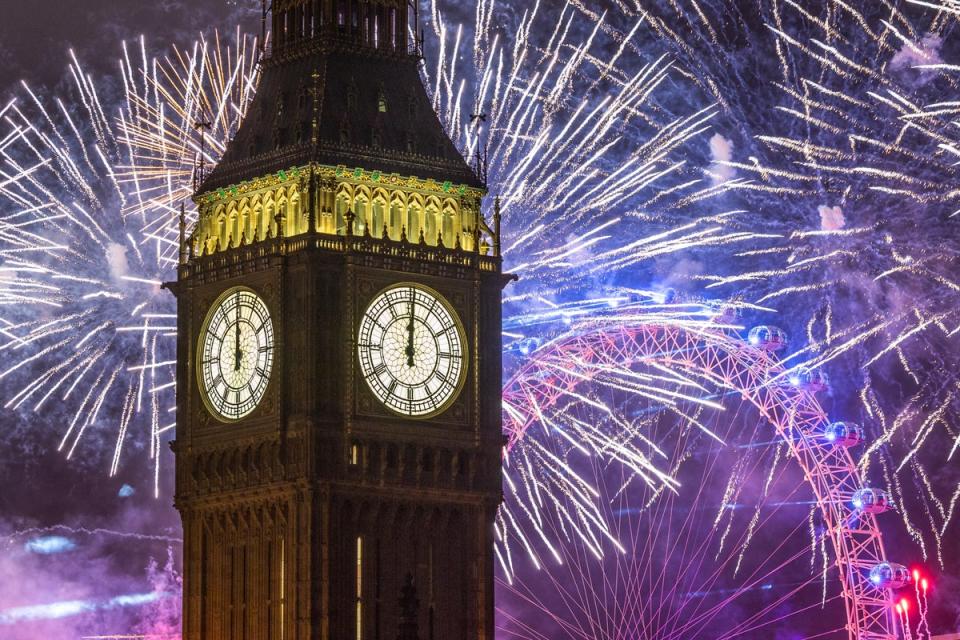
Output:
900 598 909 611
921 578 929 591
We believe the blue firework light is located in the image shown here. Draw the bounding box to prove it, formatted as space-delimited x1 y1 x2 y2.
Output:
643 0 960 563
429 0 960 567
421 0 768 303
0 0 956 636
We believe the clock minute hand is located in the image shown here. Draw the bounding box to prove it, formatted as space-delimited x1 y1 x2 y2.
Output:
234 297 242 372
405 295 415 368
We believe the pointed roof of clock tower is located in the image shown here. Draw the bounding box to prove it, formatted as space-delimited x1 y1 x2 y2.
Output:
199 0 482 192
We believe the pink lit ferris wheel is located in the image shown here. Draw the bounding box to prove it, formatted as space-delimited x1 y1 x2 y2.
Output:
498 304 904 639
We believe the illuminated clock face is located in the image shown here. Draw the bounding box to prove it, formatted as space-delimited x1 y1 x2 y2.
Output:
198 287 274 421
357 284 466 417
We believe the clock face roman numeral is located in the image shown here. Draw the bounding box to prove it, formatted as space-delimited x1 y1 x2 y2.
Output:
357 284 466 417
199 287 275 421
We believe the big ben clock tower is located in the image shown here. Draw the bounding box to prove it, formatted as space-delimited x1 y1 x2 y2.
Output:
166 2 509 638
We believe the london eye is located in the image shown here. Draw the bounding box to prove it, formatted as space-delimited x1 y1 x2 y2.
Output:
499 299 901 638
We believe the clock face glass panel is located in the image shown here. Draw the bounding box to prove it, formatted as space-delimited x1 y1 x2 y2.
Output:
198 287 274 421
357 284 466 417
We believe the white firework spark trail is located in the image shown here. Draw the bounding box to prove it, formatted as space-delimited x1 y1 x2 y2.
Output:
3 1 944 635
562 0 960 569
421 0 775 289
0 29 261 496
494 290 889 639
2 5 770 514
733 1 960 569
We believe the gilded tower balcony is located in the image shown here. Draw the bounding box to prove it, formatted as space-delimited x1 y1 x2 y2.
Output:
188 164 499 260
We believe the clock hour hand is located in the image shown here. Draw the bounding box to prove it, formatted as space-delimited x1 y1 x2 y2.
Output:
405 293 415 368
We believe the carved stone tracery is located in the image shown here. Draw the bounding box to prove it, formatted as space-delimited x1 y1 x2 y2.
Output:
192 165 493 259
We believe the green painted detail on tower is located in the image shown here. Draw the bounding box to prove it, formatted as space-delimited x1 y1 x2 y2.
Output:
172 7 507 638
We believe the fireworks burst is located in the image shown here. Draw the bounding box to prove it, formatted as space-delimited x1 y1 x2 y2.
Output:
1 4 766 510
635 0 960 567
418 4 902 634
422 0 960 577
424 0 773 292
2 0 957 636
0 30 260 495
749 3 960 570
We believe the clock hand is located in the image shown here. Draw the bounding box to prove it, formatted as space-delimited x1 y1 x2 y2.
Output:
405 290 415 368
234 295 242 372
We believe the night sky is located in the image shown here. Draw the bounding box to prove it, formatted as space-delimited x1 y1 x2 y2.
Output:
2 0 959 638
0 0 260 91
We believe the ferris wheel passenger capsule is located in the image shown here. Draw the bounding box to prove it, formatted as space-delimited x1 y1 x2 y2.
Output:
712 304 742 325
787 367 830 392
852 488 892 514
748 325 787 351
822 421 864 447
869 562 911 589
507 337 543 356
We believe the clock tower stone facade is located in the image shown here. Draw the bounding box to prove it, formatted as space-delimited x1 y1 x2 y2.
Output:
166 2 509 638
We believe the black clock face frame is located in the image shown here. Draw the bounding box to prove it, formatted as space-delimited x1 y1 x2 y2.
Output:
357 283 467 418
197 286 275 422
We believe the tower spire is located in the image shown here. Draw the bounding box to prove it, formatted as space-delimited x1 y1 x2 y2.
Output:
178 202 187 265
493 195 502 257
260 0 268 59
192 119 211 192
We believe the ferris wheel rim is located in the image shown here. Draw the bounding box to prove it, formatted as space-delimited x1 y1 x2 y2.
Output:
501 319 897 640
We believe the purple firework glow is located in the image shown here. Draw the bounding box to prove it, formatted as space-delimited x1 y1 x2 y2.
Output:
1 0 959 638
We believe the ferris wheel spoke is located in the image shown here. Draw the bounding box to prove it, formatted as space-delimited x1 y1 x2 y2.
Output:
500 319 896 639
